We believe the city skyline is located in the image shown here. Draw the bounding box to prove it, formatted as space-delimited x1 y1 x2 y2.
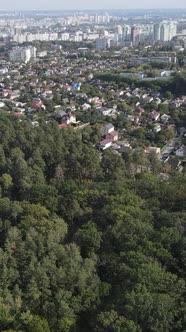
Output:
0 0 186 11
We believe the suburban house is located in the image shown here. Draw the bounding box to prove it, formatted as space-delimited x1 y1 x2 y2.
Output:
10 90 20 100
58 123 68 129
0 101 5 108
101 108 113 116
175 146 186 157
161 114 171 124
98 139 112 150
103 123 115 135
144 146 161 155
32 98 45 110
82 103 91 111
154 124 161 133
62 113 76 125
55 109 76 125
148 110 160 122
96 123 119 151
106 130 119 142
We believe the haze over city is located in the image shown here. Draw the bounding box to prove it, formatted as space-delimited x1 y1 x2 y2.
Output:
0 0 186 11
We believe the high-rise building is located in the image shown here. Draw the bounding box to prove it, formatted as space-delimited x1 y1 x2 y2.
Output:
154 24 161 42
28 46 37 58
123 25 132 41
96 37 110 50
60 32 70 41
160 23 170 42
14 27 22 35
13 34 26 43
131 26 141 46
116 25 123 35
154 21 177 42
9 46 36 63
169 22 177 40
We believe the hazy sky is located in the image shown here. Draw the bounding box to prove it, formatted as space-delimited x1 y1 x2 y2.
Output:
0 0 186 11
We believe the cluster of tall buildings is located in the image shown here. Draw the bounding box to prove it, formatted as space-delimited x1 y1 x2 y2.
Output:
8 17 178 51
93 14 110 24
131 21 177 45
96 21 177 49
153 22 177 42
13 32 59 43
9 46 37 63
126 21 177 45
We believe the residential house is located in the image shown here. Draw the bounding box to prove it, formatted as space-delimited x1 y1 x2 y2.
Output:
32 98 45 110
0 101 5 108
170 100 181 110
103 123 114 135
154 124 161 133
62 113 76 125
10 90 20 100
144 96 154 103
97 108 112 116
58 123 68 129
154 97 161 105
149 110 160 122
106 130 119 142
98 139 112 150
161 114 171 124
82 103 91 111
55 110 66 118
144 146 161 155
55 109 76 124
2 90 11 98
175 146 186 157
126 115 135 122
136 107 145 115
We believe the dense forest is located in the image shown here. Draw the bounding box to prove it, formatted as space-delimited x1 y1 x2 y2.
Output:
0 113 185 332
95 71 186 96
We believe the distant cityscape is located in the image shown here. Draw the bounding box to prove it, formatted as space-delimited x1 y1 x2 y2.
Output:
0 9 184 63
0 9 185 166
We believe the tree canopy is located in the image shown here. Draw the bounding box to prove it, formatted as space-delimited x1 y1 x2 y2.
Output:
0 113 185 331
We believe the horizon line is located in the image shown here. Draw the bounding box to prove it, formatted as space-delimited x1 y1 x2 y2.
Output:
0 8 186 11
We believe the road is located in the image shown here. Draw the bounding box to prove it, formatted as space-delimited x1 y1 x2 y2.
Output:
159 135 181 162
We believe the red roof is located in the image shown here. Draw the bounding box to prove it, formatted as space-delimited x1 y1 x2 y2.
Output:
100 139 112 145
14 112 22 117
106 130 118 137
58 123 68 128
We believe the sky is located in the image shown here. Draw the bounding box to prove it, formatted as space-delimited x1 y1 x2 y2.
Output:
0 0 186 11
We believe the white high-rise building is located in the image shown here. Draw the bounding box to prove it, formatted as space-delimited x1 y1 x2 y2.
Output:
9 46 37 63
9 47 30 63
154 21 177 42
160 23 170 42
60 33 70 41
116 25 123 35
73 35 83 42
28 46 37 58
13 34 26 43
169 22 177 40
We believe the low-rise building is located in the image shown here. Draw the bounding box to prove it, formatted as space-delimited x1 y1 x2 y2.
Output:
106 130 119 142
175 146 186 157
144 146 161 155
103 123 115 135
